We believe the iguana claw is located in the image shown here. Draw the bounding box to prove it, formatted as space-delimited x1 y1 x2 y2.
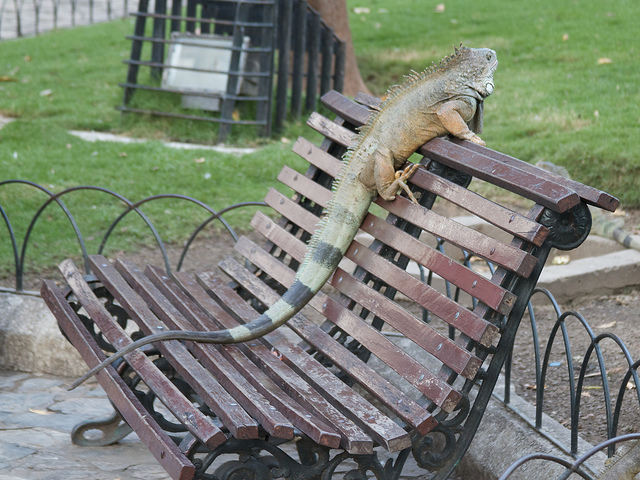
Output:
395 163 420 204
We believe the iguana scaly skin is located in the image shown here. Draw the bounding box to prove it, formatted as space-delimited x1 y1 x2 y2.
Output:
69 46 498 389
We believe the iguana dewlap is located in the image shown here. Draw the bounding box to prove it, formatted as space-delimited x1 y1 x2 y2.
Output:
69 46 498 389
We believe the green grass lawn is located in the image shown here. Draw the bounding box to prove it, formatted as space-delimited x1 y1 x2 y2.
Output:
0 0 639 282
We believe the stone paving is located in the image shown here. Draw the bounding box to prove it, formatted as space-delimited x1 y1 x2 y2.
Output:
0 369 449 480
0 370 170 480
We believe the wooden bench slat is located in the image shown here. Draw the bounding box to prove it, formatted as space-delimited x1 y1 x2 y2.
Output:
321 89 369 125
306 111 356 147
86 256 260 441
377 196 539 277
251 209 485 377
233 234 462 412
419 138 581 213
41 280 196 480
113 260 295 441
291 136 343 178
59 258 228 449
407 168 549 247
448 139 619 212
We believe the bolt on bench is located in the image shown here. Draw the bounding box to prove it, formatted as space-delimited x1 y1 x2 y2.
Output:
42 91 618 480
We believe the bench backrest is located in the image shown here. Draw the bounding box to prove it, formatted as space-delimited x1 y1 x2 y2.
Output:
219 91 617 437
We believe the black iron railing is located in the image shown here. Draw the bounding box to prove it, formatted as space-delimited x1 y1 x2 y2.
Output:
119 0 346 141
503 289 640 457
499 433 640 480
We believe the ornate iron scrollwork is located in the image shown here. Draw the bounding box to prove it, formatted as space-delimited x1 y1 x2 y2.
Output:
539 202 592 251
62 275 138 353
410 394 469 473
185 436 415 480
412 424 458 472
71 409 133 446
427 160 473 189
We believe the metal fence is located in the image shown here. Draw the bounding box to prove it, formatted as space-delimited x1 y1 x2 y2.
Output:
499 433 640 480
1 180 638 474
120 0 346 141
502 288 640 457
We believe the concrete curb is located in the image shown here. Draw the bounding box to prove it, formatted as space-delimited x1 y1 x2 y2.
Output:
0 290 86 377
538 249 640 302
457 377 607 480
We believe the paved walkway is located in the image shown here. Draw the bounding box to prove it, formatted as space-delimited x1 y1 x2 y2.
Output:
0 370 170 480
0 370 454 480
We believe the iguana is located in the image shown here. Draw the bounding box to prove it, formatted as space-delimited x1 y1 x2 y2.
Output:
69 46 498 389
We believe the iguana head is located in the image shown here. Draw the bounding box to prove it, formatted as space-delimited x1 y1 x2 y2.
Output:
457 46 498 98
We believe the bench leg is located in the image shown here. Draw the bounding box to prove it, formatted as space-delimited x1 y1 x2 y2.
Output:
71 409 133 446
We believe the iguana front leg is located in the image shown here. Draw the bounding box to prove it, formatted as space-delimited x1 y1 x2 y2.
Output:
372 149 420 203
436 99 486 146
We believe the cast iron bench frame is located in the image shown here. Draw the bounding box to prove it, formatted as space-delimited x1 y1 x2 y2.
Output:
42 91 618 480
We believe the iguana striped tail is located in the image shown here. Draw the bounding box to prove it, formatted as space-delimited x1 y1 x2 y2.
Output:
69 180 374 390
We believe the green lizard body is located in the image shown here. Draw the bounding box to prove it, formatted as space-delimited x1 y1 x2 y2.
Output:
70 46 498 389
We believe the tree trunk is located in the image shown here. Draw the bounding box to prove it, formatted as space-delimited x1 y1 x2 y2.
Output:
307 0 370 96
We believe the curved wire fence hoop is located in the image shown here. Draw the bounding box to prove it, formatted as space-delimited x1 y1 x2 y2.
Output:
96 192 266 273
0 181 268 291
1 180 92 289
500 287 640 461
498 433 640 480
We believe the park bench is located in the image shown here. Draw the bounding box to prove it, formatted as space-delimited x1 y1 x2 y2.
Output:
42 90 618 480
